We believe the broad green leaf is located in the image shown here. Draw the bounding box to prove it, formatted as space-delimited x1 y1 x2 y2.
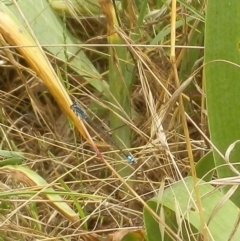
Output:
144 176 240 241
204 0 240 204
194 151 214 181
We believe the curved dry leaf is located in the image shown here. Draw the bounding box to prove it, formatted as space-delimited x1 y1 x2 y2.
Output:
0 165 79 223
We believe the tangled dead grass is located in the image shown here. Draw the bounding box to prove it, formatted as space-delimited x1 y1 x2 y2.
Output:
0 1 207 240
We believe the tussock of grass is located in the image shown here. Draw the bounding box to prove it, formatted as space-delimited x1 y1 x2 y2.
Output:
0 1 206 240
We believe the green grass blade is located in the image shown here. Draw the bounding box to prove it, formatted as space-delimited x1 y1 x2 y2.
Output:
99 1 134 176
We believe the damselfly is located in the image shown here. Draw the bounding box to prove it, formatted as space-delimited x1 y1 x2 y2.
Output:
70 102 135 164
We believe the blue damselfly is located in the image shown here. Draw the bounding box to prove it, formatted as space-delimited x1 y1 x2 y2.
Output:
70 102 135 164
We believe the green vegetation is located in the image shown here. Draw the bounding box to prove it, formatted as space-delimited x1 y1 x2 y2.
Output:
0 0 239 240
